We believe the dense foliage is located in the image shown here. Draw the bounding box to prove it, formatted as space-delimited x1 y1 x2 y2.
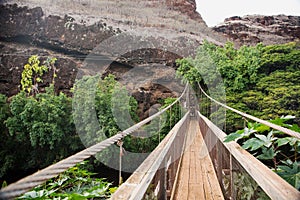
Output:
1 56 83 183
225 116 300 189
0 85 83 182
73 74 182 171
176 41 300 131
18 162 117 199
1 56 182 189
74 74 182 151
176 41 300 190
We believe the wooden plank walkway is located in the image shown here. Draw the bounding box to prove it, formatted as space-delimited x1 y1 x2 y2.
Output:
173 120 224 200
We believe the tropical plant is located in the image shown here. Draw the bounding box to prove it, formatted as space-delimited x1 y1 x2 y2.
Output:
4 85 83 174
176 41 300 132
224 116 300 189
18 162 117 199
0 56 82 182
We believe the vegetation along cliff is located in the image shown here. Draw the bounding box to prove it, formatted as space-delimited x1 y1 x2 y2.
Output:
0 0 300 194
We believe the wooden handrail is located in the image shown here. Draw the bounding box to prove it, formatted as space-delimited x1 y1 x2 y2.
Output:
197 111 300 200
111 112 190 200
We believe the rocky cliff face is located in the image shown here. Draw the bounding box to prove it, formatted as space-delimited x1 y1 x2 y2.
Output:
1 1 300 119
165 0 205 23
0 0 226 119
213 15 300 45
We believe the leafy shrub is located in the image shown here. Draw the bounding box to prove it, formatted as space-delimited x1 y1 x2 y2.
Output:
4 85 83 173
1 56 82 181
224 116 300 189
18 162 117 199
176 41 300 131
73 74 181 153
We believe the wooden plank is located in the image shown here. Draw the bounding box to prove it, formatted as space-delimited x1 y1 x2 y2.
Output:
195 153 203 184
112 112 190 200
173 122 194 200
193 157 205 199
173 120 224 200
196 119 224 200
170 127 189 200
189 183 205 200
190 128 197 152
176 168 189 200
189 152 197 184
110 184 136 200
173 128 191 200
204 156 224 200
199 148 214 199
185 123 196 153
181 146 190 170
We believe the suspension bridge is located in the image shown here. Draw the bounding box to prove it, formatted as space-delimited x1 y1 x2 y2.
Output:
1 83 300 200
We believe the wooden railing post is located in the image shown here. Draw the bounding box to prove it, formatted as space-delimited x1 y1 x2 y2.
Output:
111 113 190 200
216 140 223 191
229 154 236 199
160 165 167 200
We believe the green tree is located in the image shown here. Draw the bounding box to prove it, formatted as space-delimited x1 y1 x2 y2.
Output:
0 94 14 179
5 85 82 172
177 41 300 131
1 56 82 181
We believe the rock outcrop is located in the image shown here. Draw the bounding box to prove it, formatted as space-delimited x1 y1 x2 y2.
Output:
213 15 300 45
1 1 300 119
0 0 226 119
165 0 206 23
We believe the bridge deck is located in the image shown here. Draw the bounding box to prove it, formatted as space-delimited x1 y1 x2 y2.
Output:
173 120 224 200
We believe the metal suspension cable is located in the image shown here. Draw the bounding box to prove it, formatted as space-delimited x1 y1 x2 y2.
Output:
0 84 188 199
197 82 300 140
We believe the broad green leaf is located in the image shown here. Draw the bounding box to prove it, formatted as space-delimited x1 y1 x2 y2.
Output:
109 187 118 194
243 127 257 137
256 124 270 133
224 132 242 142
277 162 300 190
281 115 296 120
242 138 264 151
281 159 293 166
254 131 277 148
290 138 299 146
256 147 277 160
276 137 291 147
255 134 267 142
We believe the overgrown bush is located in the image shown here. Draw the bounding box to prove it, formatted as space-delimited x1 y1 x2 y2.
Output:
176 41 300 190
176 41 300 131
224 116 300 189
18 162 117 199
0 56 83 183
